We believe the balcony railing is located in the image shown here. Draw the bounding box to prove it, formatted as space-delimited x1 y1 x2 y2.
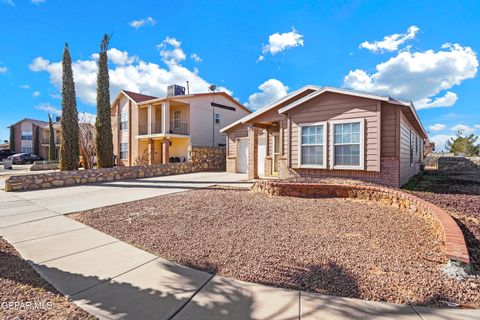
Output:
151 122 162 134
170 122 189 135
139 124 148 135
42 137 60 144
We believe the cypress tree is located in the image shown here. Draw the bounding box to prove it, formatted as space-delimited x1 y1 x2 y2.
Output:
33 126 40 155
48 114 57 160
95 34 114 168
60 43 80 171
9 127 15 152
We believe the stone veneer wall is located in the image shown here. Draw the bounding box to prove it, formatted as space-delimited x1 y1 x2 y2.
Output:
188 146 226 171
437 157 480 173
252 180 471 269
6 146 226 192
277 157 401 187
30 161 60 171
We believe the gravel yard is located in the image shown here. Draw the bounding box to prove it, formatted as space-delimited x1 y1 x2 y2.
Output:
71 186 480 307
0 238 92 320
404 171 480 274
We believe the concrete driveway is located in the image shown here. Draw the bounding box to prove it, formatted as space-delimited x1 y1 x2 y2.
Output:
8 171 250 214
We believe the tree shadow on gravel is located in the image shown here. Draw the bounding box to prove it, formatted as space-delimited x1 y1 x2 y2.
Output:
453 217 480 273
403 171 480 196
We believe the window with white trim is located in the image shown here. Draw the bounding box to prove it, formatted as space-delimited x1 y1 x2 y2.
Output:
21 132 32 140
215 113 220 124
409 130 414 167
22 147 32 153
300 124 325 166
333 121 362 167
120 143 128 160
120 111 128 131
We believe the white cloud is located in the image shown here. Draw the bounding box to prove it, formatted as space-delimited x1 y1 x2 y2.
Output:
474 124 480 129
450 124 476 135
344 43 478 109
129 17 156 29
245 79 288 110
30 37 231 106
190 53 202 63
157 37 186 65
0 66 8 73
33 91 41 97
415 91 458 110
19 84 30 89
429 123 446 132
429 134 454 152
360 26 419 53
35 103 61 115
259 27 304 60
92 48 138 66
31 0 46 4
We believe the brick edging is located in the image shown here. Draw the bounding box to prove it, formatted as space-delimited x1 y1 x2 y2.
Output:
252 180 470 267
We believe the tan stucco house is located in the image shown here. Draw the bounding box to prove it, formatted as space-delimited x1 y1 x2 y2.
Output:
111 88 251 166
221 86 428 187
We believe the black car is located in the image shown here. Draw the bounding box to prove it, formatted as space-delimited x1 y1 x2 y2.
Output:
7 153 42 164
0 149 13 163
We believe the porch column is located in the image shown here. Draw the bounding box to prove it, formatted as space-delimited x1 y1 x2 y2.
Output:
248 126 259 179
266 130 270 156
162 138 170 164
279 119 284 156
147 105 153 135
148 138 155 165
162 102 170 134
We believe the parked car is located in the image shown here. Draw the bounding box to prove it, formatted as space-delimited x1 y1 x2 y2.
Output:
7 153 42 164
0 149 13 163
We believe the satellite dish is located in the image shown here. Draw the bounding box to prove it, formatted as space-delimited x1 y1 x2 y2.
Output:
209 84 217 92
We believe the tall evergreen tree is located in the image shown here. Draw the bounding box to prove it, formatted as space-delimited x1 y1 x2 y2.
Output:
48 114 57 161
446 134 480 156
95 34 114 168
9 127 15 152
60 43 80 170
33 126 40 155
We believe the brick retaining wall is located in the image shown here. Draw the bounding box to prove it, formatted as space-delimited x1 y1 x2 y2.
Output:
252 180 471 269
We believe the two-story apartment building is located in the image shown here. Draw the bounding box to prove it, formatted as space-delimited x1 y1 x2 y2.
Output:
8 118 61 159
111 87 251 166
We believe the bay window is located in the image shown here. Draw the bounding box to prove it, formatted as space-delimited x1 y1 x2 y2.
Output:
298 122 326 168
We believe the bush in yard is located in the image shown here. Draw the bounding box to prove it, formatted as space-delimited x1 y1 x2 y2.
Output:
95 34 114 168
60 43 80 171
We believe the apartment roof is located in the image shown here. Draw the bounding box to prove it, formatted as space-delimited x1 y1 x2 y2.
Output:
8 118 49 128
122 90 158 103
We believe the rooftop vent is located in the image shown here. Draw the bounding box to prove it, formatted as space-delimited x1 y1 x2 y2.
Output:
167 85 186 97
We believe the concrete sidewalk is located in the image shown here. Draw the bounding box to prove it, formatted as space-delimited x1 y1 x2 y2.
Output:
0 172 478 319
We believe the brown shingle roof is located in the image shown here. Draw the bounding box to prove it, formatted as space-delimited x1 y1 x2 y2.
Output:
122 90 158 103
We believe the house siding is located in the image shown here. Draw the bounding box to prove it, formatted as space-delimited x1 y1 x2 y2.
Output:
288 92 381 171
399 111 422 186
186 95 249 147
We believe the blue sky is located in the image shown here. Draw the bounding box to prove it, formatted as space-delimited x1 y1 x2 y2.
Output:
1 0 479 150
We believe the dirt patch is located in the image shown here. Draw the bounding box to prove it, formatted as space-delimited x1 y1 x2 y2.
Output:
70 187 480 307
0 238 93 319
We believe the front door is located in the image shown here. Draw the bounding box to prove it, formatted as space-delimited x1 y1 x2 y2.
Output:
273 133 280 175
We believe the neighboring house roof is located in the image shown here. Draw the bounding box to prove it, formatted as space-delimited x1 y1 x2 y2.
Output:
7 118 49 129
122 90 158 103
221 85 428 139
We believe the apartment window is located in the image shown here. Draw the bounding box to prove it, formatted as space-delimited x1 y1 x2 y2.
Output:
333 120 363 169
21 132 32 140
173 111 181 128
215 113 220 124
299 123 326 167
22 147 32 153
120 111 128 131
120 143 128 160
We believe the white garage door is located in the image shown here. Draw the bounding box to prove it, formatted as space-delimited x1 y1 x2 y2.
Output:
237 138 249 173
258 137 266 177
